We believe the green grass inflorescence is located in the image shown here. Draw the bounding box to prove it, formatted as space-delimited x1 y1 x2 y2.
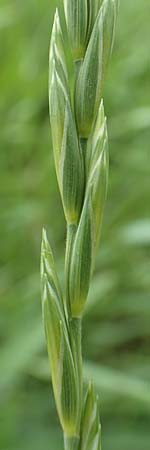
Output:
41 1 119 449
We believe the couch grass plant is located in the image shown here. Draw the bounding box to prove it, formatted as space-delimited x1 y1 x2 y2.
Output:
41 1 118 449
1 1 150 450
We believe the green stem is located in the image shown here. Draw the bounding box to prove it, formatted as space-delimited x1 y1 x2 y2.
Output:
65 224 77 317
79 137 87 154
64 435 79 450
79 137 87 184
75 59 82 78
63 319 82 450
64 143 86 450
69 318 82 431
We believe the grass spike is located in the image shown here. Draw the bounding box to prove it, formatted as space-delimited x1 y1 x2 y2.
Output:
41 1 119 448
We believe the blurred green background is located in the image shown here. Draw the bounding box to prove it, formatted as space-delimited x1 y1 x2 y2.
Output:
0 0 150 449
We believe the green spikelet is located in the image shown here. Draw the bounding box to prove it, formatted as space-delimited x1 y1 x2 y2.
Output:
87 0 104 42
75 0 118 137
63 0 88 60
41 230 80 436
49 10 84 225
79 382 101 450
69 104 108 317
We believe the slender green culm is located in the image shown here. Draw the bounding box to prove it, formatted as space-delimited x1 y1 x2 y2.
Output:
41 1 119 449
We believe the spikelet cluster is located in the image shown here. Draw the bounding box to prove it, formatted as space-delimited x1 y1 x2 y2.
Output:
41 0 118 445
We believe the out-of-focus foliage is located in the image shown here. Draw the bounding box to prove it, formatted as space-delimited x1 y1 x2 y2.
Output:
0 0 150 449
